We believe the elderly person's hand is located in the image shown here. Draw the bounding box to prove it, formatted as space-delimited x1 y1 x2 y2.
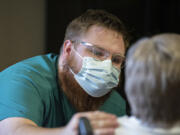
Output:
62 111 119 135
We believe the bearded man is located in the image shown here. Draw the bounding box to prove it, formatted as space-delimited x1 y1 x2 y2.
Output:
0 9 129 135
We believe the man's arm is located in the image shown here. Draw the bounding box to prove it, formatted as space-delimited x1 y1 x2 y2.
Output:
0 111 119 135
0 117 65 135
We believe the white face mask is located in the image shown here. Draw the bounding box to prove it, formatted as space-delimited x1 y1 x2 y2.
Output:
69 49 120 97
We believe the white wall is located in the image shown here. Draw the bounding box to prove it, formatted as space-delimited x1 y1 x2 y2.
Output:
0 0 46 71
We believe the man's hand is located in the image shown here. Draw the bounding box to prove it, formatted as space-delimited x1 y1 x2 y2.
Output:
63 111 119 135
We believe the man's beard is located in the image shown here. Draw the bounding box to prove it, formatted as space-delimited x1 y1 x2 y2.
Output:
58 63 111 112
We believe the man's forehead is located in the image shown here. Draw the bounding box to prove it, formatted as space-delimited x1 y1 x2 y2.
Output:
80 25 124 51
84 25 121 37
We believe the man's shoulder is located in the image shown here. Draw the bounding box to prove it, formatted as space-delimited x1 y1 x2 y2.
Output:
1 53 58 77
17 53 58 72
0 53 59 97
0 53 60 126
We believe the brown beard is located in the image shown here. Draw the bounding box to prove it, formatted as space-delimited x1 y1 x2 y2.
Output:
58 63 111 112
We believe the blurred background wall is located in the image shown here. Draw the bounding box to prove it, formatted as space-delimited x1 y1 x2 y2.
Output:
46 0 180 53
0 0 46 71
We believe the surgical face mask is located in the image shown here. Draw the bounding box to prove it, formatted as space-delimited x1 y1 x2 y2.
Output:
69 49 120 97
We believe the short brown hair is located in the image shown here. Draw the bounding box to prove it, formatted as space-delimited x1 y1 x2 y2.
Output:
63 9 129 47
125 33 180 126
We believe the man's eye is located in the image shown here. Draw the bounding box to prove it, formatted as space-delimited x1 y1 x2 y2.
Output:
93 50 104 56
112 56 124 64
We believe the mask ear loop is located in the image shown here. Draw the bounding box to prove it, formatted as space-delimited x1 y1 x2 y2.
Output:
69 66 76 75
72 45 83 59
68 44 83 75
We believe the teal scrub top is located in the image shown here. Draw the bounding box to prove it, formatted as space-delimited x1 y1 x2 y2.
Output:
0 53 126 127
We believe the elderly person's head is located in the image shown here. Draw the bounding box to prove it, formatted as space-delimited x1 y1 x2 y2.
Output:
125 33 180 127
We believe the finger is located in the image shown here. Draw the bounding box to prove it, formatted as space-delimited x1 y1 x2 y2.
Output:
94 128 115 135
91 111 117 120
68 114 81 130
91 119 119 129
73 111 118 130
76 111 117 120
70 112 95 129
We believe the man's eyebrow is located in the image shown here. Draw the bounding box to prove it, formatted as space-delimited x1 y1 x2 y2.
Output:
113 53 125 58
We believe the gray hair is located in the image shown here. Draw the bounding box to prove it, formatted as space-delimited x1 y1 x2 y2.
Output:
125 33 180 126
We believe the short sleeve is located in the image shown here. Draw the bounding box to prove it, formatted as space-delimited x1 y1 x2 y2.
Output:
0 69 44 126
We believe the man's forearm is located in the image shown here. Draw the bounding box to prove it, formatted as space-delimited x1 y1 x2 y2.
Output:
13 124 65 135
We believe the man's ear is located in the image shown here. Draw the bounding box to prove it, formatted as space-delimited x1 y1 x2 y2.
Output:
62 40 73 57
59 40 73 70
